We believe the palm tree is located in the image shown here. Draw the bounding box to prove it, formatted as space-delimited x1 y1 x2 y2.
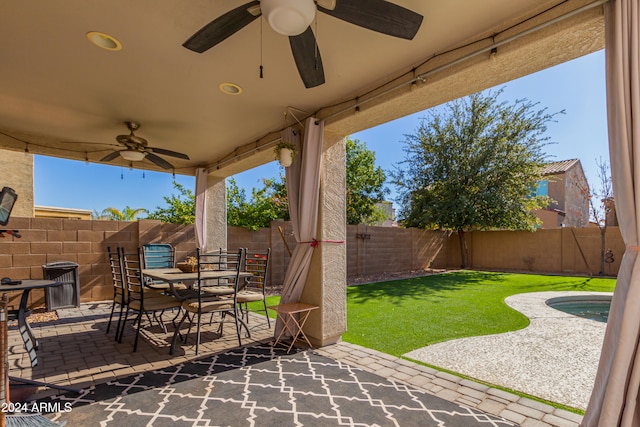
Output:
91 209 109 220
100 206 147 221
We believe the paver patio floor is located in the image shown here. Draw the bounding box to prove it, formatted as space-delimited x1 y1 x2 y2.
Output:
5 302 584 426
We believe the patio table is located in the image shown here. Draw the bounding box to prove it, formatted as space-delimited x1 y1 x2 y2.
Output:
1 280 81 397
142 268 252 300
1 279 61 367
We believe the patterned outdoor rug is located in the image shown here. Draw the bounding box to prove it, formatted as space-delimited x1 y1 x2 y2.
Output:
41 343 515 426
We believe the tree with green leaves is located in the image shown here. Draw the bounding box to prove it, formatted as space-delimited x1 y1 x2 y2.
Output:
391 89 555 267
227 176 288 230
228 138 387 229
150 137 388 228
146 181 195 224
346 137 388 225
91 209 108 220
98 206 147 221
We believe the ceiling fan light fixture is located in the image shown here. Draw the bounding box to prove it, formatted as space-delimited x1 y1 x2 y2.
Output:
119 150 145 161
261 0 316 36
86 31 122 51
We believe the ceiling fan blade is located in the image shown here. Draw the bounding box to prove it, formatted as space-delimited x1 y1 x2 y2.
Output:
100 151 121 162
148 147 190 160
318 0 423 40
145 153 174 170
183 1 261 53
289 27 325 89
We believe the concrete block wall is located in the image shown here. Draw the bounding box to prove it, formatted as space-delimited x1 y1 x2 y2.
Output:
0 216 622 311
469 229 565 272
346 226 453 276
0 216 135 310
138 220 197 263
441 226 624 276
347 225 413 276
140 219 294 291
412 228 452 270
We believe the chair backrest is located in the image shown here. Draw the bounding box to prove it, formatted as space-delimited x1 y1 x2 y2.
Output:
142 243 175 269
107 246 126 304
198 248 244 271
243 248 270 293
196 248 244 296
122 248 148 304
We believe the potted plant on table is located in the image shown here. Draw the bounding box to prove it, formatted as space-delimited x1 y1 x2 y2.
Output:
176 256 198 273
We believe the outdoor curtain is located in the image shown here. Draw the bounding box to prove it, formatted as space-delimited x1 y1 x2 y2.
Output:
195 167 208 250
582 0 640 425
275 117 324 336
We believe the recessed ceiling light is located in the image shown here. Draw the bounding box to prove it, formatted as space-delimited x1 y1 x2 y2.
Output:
219 82 243 95
86 31 122 51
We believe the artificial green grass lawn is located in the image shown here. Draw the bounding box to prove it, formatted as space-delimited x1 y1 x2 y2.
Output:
250 270 616 357
343 270 615 356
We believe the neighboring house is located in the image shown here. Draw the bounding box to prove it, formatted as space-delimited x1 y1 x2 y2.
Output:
35 206 92 220
589 197 618 227
603 197 618 226
533 159 590 228
375 201 397 227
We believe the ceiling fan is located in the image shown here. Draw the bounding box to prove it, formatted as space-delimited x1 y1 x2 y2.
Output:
183 0 423 88
99 121 190 169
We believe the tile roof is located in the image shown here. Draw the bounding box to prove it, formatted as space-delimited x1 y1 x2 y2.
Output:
541 159 580 176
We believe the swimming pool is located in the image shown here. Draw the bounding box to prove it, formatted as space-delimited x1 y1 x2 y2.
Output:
546 295 611 323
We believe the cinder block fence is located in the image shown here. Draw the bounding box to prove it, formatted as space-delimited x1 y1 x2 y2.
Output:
0 217 622 311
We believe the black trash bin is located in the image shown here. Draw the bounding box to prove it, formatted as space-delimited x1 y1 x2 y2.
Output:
42 261 80 311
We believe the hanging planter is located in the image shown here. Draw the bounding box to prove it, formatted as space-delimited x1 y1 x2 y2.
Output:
274 141 296 167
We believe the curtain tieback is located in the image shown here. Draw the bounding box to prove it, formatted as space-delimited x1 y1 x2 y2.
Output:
626 246 640 252
301 238 345 248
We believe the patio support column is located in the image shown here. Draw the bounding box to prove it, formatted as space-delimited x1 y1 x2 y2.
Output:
204 175 227 251
301 131 347 346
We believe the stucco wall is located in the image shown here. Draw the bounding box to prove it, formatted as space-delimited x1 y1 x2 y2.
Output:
544 164 590 228
547 174 566 214
564 164 590 227
0 151 33 218
533 208 564 229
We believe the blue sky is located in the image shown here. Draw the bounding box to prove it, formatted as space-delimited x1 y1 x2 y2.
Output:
34 50 607 214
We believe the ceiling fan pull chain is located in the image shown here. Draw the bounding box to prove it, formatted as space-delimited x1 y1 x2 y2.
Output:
259 17 264 79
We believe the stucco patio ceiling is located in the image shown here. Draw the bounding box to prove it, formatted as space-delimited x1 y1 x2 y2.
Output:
0 0 604 177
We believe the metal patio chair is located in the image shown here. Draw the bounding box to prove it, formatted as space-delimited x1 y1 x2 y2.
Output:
237 248 271 328
170 248 248 355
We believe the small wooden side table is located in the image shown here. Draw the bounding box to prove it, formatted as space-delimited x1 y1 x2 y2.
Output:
268 302 319 353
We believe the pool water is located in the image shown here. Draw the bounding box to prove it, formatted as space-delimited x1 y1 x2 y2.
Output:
546 296 611 323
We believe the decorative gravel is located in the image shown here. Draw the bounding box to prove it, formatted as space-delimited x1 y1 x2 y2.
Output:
405 291 611 410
